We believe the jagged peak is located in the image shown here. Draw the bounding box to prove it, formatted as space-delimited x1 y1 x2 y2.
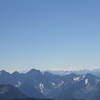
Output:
0 70 10 75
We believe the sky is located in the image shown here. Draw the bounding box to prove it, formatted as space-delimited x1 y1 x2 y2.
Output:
0 0 100 72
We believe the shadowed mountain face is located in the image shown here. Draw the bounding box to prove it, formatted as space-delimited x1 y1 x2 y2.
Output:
0 84 26 100
0 84 54 100
0 69 100 100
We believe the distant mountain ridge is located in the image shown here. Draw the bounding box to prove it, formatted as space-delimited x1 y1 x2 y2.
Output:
49 69 100 77
0 69 100 100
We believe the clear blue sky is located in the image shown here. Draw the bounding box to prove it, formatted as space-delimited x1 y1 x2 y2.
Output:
0 0 100 72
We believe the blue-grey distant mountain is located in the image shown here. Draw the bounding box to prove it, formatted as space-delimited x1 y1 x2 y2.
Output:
0 84 26 100
0 84 54 100
0 69 100 100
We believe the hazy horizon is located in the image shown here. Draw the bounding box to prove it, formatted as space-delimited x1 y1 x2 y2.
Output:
0 64 100 73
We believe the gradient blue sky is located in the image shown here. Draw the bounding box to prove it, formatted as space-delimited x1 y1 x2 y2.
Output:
0 0 100 72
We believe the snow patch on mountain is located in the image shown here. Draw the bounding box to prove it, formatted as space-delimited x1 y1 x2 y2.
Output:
85 79 89 85
73 76 81 81
57 80 64 87
39 83 44 93
51 82 56 86
15 81 22 88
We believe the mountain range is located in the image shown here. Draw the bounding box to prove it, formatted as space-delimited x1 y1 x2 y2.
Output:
0 69 100 100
